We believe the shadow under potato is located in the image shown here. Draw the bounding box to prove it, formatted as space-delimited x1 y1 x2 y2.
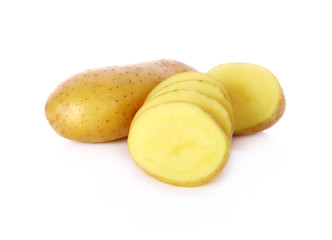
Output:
231 132 280 153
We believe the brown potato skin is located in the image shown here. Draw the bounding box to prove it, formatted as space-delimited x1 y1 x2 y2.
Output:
234 87 286 135
45 59 196 142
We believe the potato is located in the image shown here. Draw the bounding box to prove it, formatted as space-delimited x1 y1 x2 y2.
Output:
145 71 231 102
146 79 234 125
133 89 233 138
207 63 286 135
45 59 195 142
128 102 231 187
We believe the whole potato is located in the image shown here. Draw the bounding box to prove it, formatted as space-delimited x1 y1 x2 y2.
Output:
45 59 195 142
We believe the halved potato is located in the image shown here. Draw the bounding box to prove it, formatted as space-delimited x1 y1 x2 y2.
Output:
207 63 285 135
146 79 234 125
145 71 231 102
128 102 231 187
133 89 233 138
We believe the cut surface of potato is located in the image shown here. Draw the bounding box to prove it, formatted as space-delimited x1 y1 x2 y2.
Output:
146 71 231 102
207 63 285 135
147 79 234 124
133 89 233 137
128 102 230 187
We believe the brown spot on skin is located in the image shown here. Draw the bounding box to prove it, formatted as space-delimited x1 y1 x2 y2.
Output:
96 107 99 110
115 99 118 102
106 120 109 123
109 88 112 91
130 92 133 95
116 86 119 88
123 95 127 98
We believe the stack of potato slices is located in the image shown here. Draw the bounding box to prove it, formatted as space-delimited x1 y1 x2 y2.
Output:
128 72 234 187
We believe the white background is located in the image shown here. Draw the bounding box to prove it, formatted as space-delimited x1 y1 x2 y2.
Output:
1 0 331 239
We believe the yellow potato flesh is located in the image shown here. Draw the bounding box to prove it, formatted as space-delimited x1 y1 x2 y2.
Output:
207 63 285 134
147 79 234 125
45 59 195 142
133 89 233 138
146 71 231 102
128 102 230 187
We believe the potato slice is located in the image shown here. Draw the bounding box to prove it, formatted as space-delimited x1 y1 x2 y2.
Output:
128 102 231 187
146 71 231 102
208 63 285 135
133 89 233 138
146 79 234 125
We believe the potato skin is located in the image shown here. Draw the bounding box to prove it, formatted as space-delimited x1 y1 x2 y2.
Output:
45 59 195 142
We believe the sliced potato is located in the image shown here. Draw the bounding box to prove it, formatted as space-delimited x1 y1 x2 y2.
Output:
146 79 234 125
207 63 285 135
146 71 231 102
128 102 231 187
133 89 233 138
